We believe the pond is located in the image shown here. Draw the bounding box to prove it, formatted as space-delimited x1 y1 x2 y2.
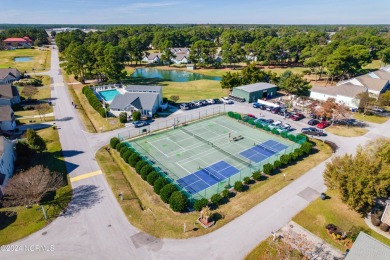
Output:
131 68 221 82
14 57 33 62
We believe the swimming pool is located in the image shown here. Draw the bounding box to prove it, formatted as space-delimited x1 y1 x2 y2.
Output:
14 57 33 62
99 89 120 102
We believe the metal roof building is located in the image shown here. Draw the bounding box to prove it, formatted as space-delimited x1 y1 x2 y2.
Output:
232 82 278 103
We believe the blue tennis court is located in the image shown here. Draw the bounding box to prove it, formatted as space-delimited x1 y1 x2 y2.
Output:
177 161 239 194
239 139 288 163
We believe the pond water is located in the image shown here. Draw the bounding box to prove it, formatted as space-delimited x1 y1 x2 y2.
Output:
131 68 221 82
14 57 33 62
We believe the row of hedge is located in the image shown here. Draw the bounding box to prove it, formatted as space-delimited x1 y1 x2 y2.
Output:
227 111 308 144
110 137 188 212
82 86 108 118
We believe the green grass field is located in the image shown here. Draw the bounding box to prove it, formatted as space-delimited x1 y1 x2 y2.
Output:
326 125 369 137
293 190 390 251
353 113 389 124
0 49 51 72
163 80 228 101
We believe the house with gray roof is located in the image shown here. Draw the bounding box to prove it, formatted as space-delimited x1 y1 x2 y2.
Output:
0 136 16 197
345 232 390 260
0 68 21 84
0 84 21 106
0 105 16 131
142 53 161 64
110 92 159 117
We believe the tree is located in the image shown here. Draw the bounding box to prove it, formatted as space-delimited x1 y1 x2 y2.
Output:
378 91 390 107
135 161 147 174
140 165 153 180
147 171 160 185
4 165 64 206
132 111 141 121
170 95 180 103
119 112 127 123
210 193 223 205
234 181 244 192
313 98 351 122
193 198 209 211
25 129 46 152
110 137 120 149
323 138 390 215
278 70 311 95
378 47 390 66
153 177 168 194
36 103 51 121
128 154 141 167
21 86 38 99
355 91 376 115
263 163 274 175
300 142 313 154
160 40 176 66
169 191 188 212
160 184 177 203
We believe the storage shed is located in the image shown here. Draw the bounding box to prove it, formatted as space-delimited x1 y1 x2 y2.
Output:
232 83 278 103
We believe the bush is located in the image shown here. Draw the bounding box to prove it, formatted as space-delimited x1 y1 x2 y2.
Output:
119 146 129 157
234 181 244 192
154 177 168 194
280 131 288 138
123 150 133 162
243 177 251 184
301 142 313 154
371 214 381 226
135 160 147 174
288 134 296 142
98 107 107 118
280 154 290 165
119 112 128 123
271 128 279 135
147 171 160 185
252 171 262 181
234 113 242 120
274 160 282 169
140 165 153 180
128 154 141 167
248 119 255 125
169 191 188 212
132 110 141 121
263 163 273 174
160 184 177 203
379 222 389 232
110 137 120 148
290 152 299 161
115 142 125 151
25 129 46 152
296 134 308 142
227 111 235 118
193 198 209 211
210 194 223 205
222 189 230 198
255 123 263 129
295 148 304 157
263 126 271 131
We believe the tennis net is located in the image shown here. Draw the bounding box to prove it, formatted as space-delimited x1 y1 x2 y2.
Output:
181 127 210 145
203 167 224 182
256 144 278 154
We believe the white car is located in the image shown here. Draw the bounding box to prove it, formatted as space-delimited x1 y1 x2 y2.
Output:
277 123 291 133
269 120 282 130
221 97 233 104
206 99 215 104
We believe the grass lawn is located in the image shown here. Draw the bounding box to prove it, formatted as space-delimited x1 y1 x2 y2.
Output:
16 116 55 125
245 237 303 260
0 127 71 245
97 138 332 238
326 126 369 137
363 60 382 70
293 189 390 251
0 49 51 72
353 113 389 124
163 80 229 101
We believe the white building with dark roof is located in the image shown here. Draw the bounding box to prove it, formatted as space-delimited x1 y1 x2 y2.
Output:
0 136 16 197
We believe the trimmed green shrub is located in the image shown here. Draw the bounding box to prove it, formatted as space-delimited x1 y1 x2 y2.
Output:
255 123 263 129
222 189 230 198
263 163 273 174
248 119 255 125
227 111 234 118
128 154 141 167
154 177 168 194
288 134 296 142
301 142 313 154
295 148 304 157
263 126 271 131
271 128 280 135
252 171 262 181
280 154 290 165
234 113 242 120
295 134 308 142
234 181 243 192
210 193 223 205
169 191 188 212
98 107 107 117
119 112 128 123
135 160 147 173
243 177 251 184
119 146 128 157
147 171 160 185
280 131 288 138
140 165 153 180
193 198 209 211
274 160 282 169
290 152 299 161
115 142 125 150
132 110 141 121
110 137 120 148
123 150 133 162
160 184 177 203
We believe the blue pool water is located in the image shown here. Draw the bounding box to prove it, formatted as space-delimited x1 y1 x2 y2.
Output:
131 68 221 82
14 57 33 62
99 89 120 102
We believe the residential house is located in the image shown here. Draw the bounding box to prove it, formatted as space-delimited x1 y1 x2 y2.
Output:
0 136 16 197
0 106 16 131
109 85 164 117
170 48 190 55
142 53 161 64
310 68 390 108
0 68 21 84
345 232 390 260
171 53 190 64
0 83 21 106
3 37 33 48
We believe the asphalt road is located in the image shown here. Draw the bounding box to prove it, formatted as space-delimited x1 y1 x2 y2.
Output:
6 49 390 259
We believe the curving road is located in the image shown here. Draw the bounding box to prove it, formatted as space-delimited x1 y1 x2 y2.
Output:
6 47 390 260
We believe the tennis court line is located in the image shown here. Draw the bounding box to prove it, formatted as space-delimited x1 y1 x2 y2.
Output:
147 141 170 158
175 161 191 174
70 170 102 183
177 141 234 165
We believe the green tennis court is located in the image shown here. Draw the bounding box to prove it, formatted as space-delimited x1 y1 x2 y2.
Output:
125 115 300 200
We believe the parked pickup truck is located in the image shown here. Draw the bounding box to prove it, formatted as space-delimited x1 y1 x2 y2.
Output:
301 127 326 136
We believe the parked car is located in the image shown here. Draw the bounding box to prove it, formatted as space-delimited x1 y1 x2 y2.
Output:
193 100 202 106
180 103 190 110
279 123 291 131
371 106 385 113
254 118 268 124
200 100 208 106
206 99 215 104
265 118 274 124
290 113 305 121
269 120 282 129
317 121 329 129
253 102 261 108
301 127 325 136
213 98 221 104
246 113 256 118
221 97 233 104
133 121 148 128
228 94 245 102
271 107 281 114
308 119 320 126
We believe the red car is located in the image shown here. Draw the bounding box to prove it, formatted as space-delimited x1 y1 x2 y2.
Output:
290 113 304 121
246 113 256 118
317 121 329 129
